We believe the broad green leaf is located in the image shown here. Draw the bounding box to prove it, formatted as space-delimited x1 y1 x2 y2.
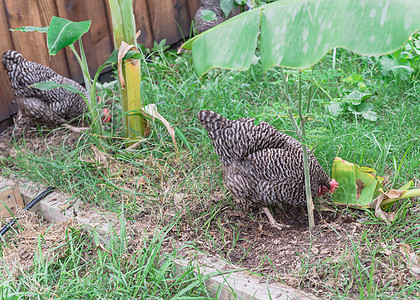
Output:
359 104 378 121
47 16 91 55
190 8 261 77
332 157 384 208
327 102 343 117
332 157 357 206
200 9 217 21
346 90 371 105
344 73 364 84
183 0 420 76
358 181 378 206
362 111 378 122
220 0 235 18
398 181 413 191
11 26 48 33
104 50 119 65
354 164 383 206
102 49 141 67
31 82 85 98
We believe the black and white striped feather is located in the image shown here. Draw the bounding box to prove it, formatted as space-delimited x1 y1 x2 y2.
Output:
198 110 332 206
194 0 228 34
2 50 87 126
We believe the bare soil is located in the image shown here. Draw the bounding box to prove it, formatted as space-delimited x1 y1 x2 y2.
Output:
172 200 367 294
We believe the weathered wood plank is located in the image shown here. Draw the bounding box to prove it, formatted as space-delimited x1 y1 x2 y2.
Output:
0 186 24 219
78 1 114 66
186 0 200 21
173 0 192 41
55 1 81 82
35 0 71 78
0 0 17 121
147 0 179 45
4 0 52 66
133 0 154 48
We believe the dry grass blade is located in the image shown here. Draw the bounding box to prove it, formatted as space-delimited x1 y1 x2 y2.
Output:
1 208 75 278
398 243 420 279
117 41 137 88
144 104 177 148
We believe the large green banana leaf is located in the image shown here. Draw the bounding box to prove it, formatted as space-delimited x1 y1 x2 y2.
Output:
182 0 420 76
332 157 420 211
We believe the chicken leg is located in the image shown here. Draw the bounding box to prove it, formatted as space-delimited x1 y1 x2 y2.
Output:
262 207 290 230
62 124 89 133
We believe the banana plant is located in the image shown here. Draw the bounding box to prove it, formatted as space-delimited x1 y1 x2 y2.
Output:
182 0 420 228
15 5 147 144
107 0 146 141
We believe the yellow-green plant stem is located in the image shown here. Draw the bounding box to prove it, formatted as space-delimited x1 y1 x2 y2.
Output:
124 58 145 139
69 42 104 139
107 0 146 139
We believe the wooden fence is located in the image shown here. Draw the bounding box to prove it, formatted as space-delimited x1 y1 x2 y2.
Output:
0 0 200 125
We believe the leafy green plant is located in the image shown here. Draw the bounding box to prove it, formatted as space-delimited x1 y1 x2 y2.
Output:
328 90 377 121
378 34 420 80
200 9 218 21
332 157 420 222
344 72 367 91
14 1 148 144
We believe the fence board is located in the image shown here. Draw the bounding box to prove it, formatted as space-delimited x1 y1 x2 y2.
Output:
77 1 114 67
4 0 51 66
35 0 70 78
56 0 112 81
133 0 154 48
173 0 192 41
0 0 17 121
148 0 179 45
187 0 200 22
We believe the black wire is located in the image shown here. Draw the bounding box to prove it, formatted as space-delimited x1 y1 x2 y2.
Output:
0 186 55 237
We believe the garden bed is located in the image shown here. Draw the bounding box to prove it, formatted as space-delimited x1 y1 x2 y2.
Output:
1 127 418 298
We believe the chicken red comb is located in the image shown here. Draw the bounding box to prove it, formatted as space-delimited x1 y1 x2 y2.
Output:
329 179 339 193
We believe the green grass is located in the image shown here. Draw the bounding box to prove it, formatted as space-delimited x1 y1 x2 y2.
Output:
0 217 214 299
0 42 419 299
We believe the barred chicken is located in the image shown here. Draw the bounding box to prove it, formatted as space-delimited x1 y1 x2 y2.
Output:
2 50 88 130
194 0 228 34
198 110 338 229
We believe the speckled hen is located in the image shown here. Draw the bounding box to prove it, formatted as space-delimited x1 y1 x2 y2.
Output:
2 50 88 129
194 0 228 34
198 110 339 229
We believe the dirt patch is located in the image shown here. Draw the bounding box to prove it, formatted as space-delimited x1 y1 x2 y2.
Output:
171 200 365 292
1 207 73 278
0 126 83 159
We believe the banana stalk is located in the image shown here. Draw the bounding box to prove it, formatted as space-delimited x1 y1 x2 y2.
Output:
107 0 146 139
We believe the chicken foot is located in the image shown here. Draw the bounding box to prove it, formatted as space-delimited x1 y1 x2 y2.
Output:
262 207 290 230
62 124 89 133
